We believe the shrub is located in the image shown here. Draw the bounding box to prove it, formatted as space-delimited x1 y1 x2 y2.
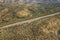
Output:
16 8 32 17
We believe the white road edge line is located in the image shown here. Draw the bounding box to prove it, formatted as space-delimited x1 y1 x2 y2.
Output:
0 12 60 29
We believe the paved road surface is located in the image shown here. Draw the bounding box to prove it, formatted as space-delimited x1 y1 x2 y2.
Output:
0 12 60 29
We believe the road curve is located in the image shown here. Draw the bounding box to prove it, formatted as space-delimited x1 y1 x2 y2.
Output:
0 12 60 29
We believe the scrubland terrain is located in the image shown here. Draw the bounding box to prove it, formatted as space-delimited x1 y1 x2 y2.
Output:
0 14 60 40
0 3 60 26
0 3 60 40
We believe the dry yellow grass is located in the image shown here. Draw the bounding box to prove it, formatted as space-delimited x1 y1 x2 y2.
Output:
16 8 32 17
42 17 60 34
0 8 9 18
1 8 9 13
0 15 60 40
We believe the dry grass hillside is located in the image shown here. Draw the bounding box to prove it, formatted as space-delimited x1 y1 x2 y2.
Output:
0 3 60 26
0 14 60 40
0 3 60 40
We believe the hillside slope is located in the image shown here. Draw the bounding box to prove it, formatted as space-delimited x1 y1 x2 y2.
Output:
0 14 60 40
0 3 60 26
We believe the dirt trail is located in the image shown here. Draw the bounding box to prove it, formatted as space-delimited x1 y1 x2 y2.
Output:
0 12 60 29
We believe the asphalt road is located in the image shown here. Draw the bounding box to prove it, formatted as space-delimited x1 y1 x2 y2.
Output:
0 12 60 29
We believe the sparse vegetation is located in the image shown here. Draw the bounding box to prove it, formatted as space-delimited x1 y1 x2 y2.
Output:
0 3 60 26
0 3 60 40
0 14 60 40
16 8 32 17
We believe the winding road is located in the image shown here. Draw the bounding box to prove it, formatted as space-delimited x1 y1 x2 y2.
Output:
0 12 60 29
